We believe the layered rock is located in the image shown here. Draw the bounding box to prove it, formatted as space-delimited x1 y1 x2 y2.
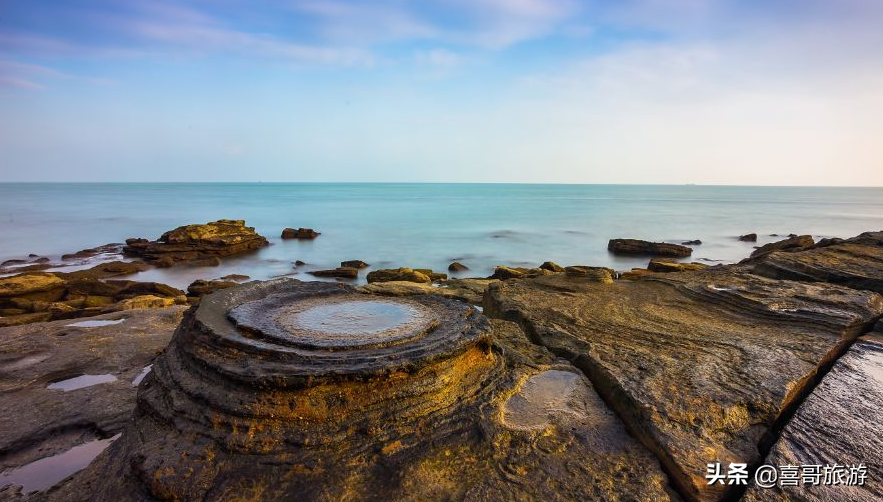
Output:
742 333 883 502
123 220 268 266
488 266 552 280
308 267 359 279
485 269 883 502
647 259 709 273
366 267 430 283
748 235 814 259
47 279 675 502
564 266 614 283
608 239 692 257
749 231 883 293
359 278 496 305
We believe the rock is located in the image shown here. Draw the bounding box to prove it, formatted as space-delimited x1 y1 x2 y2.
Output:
308 267 359 279
682 240 702 245
281 227 320 239
748 235 815 259
619 268 655 280
294 260 306 267
738 233 758 242
564 266 615 283
742 333 883 502
187 280 240 297
415 268 447 281
359 278 496 305
749 231 883 293
123 220 268 266
647 259 709 273
56 261 147 281
60 243 123 260
366 267 431 284
448 261 469 272
0 312 52 327
489 266 525 280
0 308 185 477
220 274 250 282
538 261 564 273
112 282 185 300
484 268 883 502
47 279 676 502
105 295 178 312
815 237 844 248
340 260 369 269
1 259 26 266
608 239 692 257
0 273 65 298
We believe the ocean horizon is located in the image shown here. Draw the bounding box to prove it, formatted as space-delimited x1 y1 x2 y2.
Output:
2 182 882 288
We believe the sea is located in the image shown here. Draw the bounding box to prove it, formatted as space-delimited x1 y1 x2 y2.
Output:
1 183 881 289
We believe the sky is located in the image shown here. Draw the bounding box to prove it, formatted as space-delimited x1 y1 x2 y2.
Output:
0 0 882 185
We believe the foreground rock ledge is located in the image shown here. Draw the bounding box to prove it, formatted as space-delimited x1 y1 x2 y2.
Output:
484 269 883 502
44 279 675 501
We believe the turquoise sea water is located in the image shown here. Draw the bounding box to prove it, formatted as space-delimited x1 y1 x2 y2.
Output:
1 183 881 288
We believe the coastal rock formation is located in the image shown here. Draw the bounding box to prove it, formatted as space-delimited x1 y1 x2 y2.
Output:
539 261 564 273
123 220 268 266
308 267 359 279
742 333 883 502
749 231 883 294
608 239 692 257
0 308 185 484
0 264 185 327
281 227 319 239
739 233 757 242
358 278 496 305
46 279 675 502
647 259 709 273
747 235 814 259
485 269 883 502
366 267 430 283
186 279 240 297
341 260 369 269
563 266 614 283
448 261 468 272
488 266 552 281
415 268 447 281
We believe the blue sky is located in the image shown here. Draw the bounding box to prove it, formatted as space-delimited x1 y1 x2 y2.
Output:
1 0 882 185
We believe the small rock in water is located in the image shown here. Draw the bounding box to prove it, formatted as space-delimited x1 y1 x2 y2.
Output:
448 261 469 272
281 227 320 239
366 267 430 284
738 233 758 242
682 239 702 245
309 267 358 279
607 239 692 257
340 260 369 269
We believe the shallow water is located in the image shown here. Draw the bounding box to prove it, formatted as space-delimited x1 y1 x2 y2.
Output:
0 434 120 493
502 370 587 431
47 374 117 392
66 319 125 328
1 183 882 288
291 301 418 335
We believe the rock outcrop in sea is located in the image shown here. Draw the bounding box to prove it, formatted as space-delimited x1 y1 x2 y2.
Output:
123 220 268 266
608 238 693 257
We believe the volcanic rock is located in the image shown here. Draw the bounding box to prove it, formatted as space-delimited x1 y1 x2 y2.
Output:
123 220 268 266
281 227 319 239
647 259 709 273
739 233 757 242
366 267 430 284
340 260 369 269
742 333 883 502
608 239 692 257
749 231 883 294
747 234 814 259
484 268 883 502
538 261 564 273
308 267 359 279
46 279 676 502
448 261 469 272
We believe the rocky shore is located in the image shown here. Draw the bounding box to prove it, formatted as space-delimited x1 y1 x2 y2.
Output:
0 226 882 502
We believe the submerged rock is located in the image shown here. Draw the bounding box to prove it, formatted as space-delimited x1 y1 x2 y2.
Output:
366 267 430 284
608 239 692 257
281 227 319 239
749 231 883 294
485 269 883 502
47 279 675 502
123 220 268 266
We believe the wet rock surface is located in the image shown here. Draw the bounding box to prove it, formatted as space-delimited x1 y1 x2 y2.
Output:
42 279 675 502
0 308 185 483
123 220 268 266
747 235 815 259
749 231 883 293
485 269 883 502
608 239 693 257
741 333 883 502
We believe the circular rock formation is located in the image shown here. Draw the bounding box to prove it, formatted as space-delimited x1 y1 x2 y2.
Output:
48 279 676 502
